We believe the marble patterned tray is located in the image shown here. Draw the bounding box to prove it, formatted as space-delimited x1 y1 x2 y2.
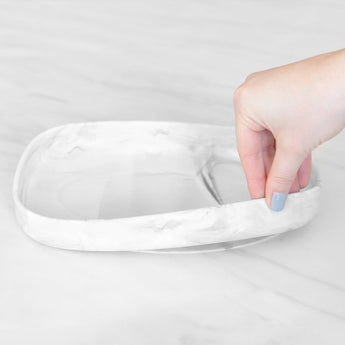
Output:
13 121 321 252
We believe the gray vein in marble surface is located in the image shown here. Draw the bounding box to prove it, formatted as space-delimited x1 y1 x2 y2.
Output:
236 250 345 293
29 92 69 104
222 261 345 322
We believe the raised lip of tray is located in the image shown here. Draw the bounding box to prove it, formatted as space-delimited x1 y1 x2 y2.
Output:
13 120 239 222
13 121 321 251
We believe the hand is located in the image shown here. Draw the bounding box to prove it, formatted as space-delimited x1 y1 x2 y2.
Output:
233 49 345 211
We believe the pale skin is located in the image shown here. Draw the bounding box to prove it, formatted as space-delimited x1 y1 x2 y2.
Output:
233 48 345 210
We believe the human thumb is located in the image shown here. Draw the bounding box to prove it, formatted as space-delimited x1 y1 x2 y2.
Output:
265 143 306 212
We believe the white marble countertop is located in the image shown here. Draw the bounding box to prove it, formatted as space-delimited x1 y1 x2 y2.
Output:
0 1 344 344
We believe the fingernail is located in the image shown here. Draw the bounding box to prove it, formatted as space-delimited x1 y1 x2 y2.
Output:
271 193 287 212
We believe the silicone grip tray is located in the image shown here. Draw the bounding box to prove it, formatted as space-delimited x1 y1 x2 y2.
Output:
13 121 321 251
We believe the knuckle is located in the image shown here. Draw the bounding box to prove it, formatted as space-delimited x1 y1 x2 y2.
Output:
233 75 258 113
245 72 258 82
233 83 251 112
270 175 295 187
233 84 245 106
240 149 262 161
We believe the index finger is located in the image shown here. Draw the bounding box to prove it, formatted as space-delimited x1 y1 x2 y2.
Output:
235 121 266 199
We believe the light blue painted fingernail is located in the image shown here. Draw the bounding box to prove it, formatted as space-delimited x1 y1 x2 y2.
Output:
271 193 287 212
